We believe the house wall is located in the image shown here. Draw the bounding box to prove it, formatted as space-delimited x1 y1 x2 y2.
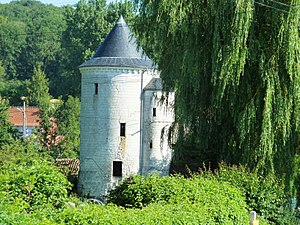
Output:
78 67 153 197
15 126 37 137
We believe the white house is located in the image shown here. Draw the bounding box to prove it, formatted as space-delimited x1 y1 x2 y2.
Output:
78 16 174 198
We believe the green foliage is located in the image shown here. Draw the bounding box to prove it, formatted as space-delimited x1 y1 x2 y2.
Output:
55 96 80 158
0 201 259 225
27 65 56 155
108 167 299 224
0 79 30 105
1 162 71 209
0 0 65 81
0 140 72 210
134 0 300 196
0 51 29 106
0 157 276 224
0 98 17 145
108 174 249 223
27 65 51 106
0 15 26 79
52 202 255 225
199 163 297 224
295 153 300 205
106 0 136 26
0 176 258 225
26 65 70 159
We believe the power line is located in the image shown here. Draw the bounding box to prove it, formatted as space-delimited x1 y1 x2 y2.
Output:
268 0 291 8
254 1 298 14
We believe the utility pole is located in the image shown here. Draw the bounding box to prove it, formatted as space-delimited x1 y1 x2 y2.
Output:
18 96 27 138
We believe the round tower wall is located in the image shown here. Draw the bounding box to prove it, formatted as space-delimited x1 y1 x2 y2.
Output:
78 67 153 198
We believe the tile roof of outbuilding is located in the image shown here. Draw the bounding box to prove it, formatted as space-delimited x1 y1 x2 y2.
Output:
80 15 154 69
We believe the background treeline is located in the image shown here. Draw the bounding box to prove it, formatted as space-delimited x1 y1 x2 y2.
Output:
0 0 134 104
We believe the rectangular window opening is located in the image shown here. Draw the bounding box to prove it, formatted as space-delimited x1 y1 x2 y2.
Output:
153 108 157 117
150 140 153 149
94 83 98 95
120 123 126 137
113 161 122 177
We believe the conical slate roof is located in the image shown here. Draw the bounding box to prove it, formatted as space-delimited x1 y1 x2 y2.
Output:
80 16 154 69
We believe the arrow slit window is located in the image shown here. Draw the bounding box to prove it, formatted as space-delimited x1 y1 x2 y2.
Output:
94 83 98 95
120 123 126 136
153 108 156 117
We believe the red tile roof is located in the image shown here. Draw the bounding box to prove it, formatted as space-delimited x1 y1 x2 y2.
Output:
55 158 80 176
7 106 40 127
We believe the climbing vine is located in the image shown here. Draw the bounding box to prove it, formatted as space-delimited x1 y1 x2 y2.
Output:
133 0 300 194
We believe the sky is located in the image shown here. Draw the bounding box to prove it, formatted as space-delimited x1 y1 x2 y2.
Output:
0 0 116 7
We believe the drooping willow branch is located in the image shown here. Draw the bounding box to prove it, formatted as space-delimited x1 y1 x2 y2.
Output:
133 0 300 194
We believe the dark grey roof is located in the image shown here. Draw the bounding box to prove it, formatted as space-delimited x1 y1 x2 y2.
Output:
144 78 163 91
80 16 154 69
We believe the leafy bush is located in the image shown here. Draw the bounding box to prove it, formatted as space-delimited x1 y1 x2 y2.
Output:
0 98 18 145
200 163 297 224
51 202 257 225
0 165 270 225
1 201 263 225
0 141 72 210
1 162 71 209
107 174 252 223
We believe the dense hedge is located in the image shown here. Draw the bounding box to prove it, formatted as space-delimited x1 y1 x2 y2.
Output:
0 142 296 224
108 165 298 225
1 199 263 225
199 163 297 224
1 172 258 225
108 174 244 207
52 202 254 225
0 141 72 211
108 174 253 224
0 163 71 209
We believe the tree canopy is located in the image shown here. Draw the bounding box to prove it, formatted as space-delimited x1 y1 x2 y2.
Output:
0 0 135 102
133 0 300 194
0 98 16 146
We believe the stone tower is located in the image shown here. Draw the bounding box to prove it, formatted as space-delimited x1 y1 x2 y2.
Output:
78 16 174 198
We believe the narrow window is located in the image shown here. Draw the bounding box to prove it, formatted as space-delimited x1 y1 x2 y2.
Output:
150 140 153 149
94 83 98 95
120 123 126 137
113 161 122 177
153 108 157 117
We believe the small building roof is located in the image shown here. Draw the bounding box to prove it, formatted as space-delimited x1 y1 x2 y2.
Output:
144 78 163 91
80 15 154 69
7 106 40 127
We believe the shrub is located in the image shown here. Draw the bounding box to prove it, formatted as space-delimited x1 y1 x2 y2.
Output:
0 170 270 225
200 163 297 224
0 141 72 210
52 202 261 225
107 174 252 223
0 161 71 209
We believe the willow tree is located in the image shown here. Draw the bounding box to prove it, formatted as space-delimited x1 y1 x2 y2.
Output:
133 0 300 192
